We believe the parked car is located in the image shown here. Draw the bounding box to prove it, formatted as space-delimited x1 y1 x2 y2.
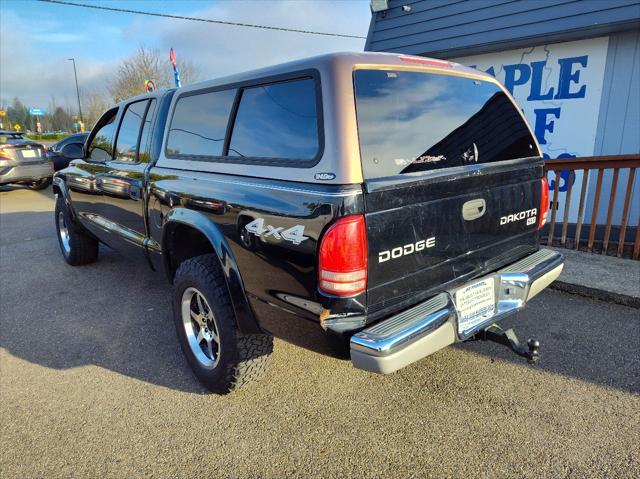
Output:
53 52 564 393
0 130 52 189
47 132 89 171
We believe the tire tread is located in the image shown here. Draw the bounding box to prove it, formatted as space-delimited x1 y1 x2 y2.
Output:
174 254 273 393
55 196 99 266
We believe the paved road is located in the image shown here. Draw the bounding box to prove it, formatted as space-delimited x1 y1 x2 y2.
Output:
1 185 639 478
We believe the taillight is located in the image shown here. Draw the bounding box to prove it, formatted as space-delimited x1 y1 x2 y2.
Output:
318 215 367 296
0 145 12 160
539 176 549 228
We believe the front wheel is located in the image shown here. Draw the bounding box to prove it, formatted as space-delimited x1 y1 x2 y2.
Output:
172 254 273 393
55 195 99 265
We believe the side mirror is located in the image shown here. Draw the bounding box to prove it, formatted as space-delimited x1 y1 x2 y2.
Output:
61 143 85 159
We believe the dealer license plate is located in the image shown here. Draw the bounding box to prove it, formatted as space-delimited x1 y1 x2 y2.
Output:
455 277 496 334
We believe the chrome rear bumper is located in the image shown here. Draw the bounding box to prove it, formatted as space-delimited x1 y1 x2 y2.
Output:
350 249 564 374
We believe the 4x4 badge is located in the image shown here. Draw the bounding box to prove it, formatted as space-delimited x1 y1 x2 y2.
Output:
244 218 309 245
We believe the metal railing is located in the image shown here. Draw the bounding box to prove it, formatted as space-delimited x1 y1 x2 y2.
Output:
543 154 640 260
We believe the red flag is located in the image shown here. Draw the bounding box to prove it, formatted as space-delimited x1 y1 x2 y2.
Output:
170 48 177 68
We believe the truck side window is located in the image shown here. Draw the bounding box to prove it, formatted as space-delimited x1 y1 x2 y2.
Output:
138 99 157 163
88 109 117 162
114 100 149 163
89 108 118 162
228 78 319 160
166 89 236 158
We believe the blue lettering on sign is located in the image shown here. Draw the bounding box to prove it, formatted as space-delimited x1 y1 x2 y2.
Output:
533 108 561 145
545 153 577 193
503 63 531 94
555 56 588 99
479 55 589 149
527 61 555 101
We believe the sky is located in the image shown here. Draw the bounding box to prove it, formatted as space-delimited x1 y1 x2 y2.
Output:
0 0 371 111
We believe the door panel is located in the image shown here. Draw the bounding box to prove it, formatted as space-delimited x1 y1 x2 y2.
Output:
94 99 156 256
65 108 118 238
98 162 148 253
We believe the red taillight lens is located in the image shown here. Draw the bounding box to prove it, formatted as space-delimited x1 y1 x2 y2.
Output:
318 215 367 296
539 176 549 228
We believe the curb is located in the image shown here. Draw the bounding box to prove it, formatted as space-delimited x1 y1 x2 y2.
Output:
550 281 640 309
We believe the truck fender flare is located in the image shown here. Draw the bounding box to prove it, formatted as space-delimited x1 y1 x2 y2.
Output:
161 208 262 335
51 175 78 222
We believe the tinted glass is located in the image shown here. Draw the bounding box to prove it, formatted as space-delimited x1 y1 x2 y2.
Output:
114 100 148 162
354 70 536 179
1 135 30 145
138 99 157 162
166 89 236 157
228 78 318 160
89 109 117 162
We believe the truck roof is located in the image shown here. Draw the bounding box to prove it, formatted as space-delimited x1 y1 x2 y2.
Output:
113 52 493 108
181 51 492 93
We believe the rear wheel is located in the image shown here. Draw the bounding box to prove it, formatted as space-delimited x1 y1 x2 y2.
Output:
172 254 273 393
55 195 99 265
30 178 51 190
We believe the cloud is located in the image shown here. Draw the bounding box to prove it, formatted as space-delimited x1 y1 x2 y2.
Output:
0 9 111 109
0 1 370 109
122 1 369 81
32 33 86 43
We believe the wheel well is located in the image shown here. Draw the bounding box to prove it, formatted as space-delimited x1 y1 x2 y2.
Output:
164 223 216 282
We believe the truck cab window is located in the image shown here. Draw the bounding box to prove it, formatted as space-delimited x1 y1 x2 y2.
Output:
166 89 236 158
114 100 149 162
228 78 319 160
88 109 117 162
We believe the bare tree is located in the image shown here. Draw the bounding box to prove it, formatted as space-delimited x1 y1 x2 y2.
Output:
82 91 111 130
107 46 199 103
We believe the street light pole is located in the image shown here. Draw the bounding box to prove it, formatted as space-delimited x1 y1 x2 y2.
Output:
67 58 84 124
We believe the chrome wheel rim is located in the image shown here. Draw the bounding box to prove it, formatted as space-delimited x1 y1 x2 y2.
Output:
181 287 221 369
57 211 70 255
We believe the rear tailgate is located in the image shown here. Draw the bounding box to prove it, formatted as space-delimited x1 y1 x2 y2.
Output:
364 159 543 315
353 68 545 317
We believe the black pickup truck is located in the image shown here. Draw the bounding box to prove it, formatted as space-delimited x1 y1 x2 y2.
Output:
53 52 564 393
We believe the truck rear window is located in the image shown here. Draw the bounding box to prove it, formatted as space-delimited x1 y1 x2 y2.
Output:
354 70 537 179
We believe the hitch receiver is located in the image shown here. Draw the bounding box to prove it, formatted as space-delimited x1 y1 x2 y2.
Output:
473 326 540 364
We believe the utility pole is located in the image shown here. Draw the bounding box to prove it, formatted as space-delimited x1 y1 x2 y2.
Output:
67 58 84 124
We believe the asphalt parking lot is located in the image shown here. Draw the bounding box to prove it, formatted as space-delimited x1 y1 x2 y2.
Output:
1 185 639 478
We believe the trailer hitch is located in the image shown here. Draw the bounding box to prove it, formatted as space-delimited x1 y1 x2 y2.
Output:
473 325 540 364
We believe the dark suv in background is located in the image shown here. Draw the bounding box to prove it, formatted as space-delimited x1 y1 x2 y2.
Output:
47 132 89 171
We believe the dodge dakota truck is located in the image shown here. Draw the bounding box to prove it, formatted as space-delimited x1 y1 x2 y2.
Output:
53 52 564 393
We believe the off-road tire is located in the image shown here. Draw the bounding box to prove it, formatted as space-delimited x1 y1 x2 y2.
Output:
172 254 273 393
55 195 99 265
30 178 51 190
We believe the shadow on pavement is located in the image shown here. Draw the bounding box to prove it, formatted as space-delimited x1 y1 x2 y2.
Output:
0 210 338 394
1 210 638 395
455 289 640 393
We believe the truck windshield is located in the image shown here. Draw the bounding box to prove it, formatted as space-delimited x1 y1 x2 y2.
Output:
353 69 537 179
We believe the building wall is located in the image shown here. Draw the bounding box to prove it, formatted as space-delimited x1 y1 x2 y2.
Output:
366 0 640 59
588 28 640 226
